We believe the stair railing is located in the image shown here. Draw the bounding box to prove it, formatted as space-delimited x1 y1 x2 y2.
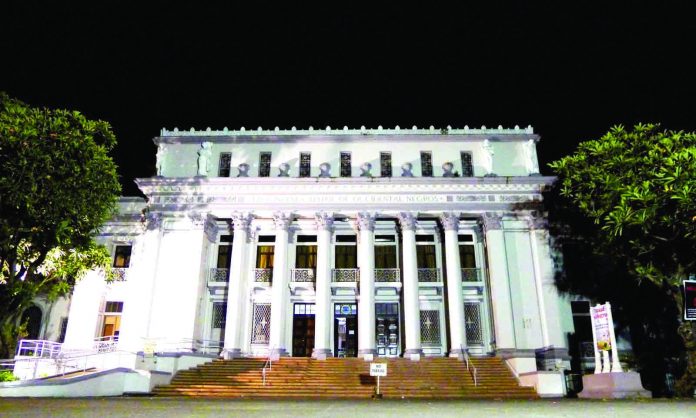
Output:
461 345 478 386
262 345 275 386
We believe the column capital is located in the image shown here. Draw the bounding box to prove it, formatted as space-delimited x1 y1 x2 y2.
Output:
273 211 293 231
356 211 376 232
188 212 207 229
231 212 252 232
204 214 219 242
440 212 460 232
481 212 503 232
398 212 417 231
315 212 334 231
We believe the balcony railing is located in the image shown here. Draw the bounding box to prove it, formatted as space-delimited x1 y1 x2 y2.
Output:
375 268 400 282
208 268 230 283
332 268 359 283
112 268 128 282
291 268 316 282
254 268 273 283
461 268 483 283
418 268 441 282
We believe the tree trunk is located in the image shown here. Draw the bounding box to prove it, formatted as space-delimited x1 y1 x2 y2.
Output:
675 321 696 397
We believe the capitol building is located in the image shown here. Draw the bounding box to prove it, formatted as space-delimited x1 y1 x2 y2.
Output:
21 125 576 396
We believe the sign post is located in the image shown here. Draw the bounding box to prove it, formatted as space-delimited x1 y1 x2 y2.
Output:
684 280 696 321
370 363 387 398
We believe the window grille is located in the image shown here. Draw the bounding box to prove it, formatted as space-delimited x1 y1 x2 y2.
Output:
113 245 131 268
420 310 441 345
212 302 227 328
299 152 311 177
420 151 433 177
218 152 232 177
259 152 272 177
464 303 483 345
380 152 392 177
460 151 473 177
340 152 351 177
251 303 271 344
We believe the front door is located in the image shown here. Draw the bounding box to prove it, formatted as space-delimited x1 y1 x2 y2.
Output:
334 303 358 357
292 303 315 357
376 303 399 357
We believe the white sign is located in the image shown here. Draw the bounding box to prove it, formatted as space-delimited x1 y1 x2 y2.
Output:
590 304 612 351
589 302 622 374
370 363 387 377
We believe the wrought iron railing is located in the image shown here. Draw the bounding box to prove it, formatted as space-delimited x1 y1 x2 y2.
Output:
254 268 273 283
208 268 230 283
112 268 128 282
332 268 359 282
375 268 400 282
417 268 441 282
461 268 483 282
290 268 316 282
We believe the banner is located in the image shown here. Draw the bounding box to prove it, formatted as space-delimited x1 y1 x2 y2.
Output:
684 280 696 321
591 304 612 351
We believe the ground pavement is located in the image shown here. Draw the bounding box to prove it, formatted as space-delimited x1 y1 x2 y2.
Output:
0 398 695 418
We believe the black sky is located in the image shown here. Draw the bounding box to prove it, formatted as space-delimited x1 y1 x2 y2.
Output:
2 3 695 196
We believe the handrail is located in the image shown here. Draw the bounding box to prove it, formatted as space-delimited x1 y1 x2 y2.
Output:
461 345 478 386
262 345 275 386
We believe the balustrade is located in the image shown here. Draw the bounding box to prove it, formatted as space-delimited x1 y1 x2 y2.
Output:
461 268 483 283
290 268 316 282
331 268 360 282
208 268 230 283
253 268 273 283
374 268 400 282
417 268 441 282
112 268 128 282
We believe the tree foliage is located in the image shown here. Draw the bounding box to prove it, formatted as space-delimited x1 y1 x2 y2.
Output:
549 123 696 396
0 93 120 358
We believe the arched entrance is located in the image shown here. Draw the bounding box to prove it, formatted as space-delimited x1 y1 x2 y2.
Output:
21 305 43 340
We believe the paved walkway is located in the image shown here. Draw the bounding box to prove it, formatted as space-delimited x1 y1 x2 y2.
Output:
1 398 695 418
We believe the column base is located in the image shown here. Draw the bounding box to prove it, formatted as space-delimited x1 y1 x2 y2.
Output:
358 349 377 361
449 347 467 359
535 346 571 371
220 348 242 360
269 347 288 361
404 348 422 361
312 348 332 360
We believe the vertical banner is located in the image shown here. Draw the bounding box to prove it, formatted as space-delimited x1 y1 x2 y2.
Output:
591 304 611 351
684 280 696 321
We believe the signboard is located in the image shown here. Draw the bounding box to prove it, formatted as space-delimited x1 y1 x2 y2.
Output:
590 304 612 351
370 363 387 377
684 280 696 321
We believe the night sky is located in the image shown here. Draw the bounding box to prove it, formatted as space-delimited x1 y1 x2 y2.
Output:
2 3 694 196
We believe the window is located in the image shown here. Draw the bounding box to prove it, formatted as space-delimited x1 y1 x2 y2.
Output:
340 152 351 177
420 310 441 345
459 245 476 268
416 245 437 268
299 152 311 177
251 303 271 344
295 245 317 268
380 152 392 177
375 245 397 268
113 245 131 268
256 246 275 268
217 244 232 268
335 245 357 268
101 301 123 339
259 152 272 177
58 317 68 343
218 152 232 177
460 151 473 177
420 151 433 177
212 302 227 329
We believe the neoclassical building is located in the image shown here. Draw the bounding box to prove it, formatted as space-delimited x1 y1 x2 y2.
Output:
51 125 573 375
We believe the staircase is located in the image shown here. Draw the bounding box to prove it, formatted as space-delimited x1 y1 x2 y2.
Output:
152 356 538 399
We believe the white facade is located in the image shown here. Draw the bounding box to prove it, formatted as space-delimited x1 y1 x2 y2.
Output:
51 126 573 374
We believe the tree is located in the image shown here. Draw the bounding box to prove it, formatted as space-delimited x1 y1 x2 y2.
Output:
0 93 121 358
549 123 696 396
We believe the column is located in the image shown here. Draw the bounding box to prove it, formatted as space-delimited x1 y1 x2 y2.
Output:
222 213 251 359
399 212 422 360
312 212 333 360
482 213 516 350
441 212 467 356
268 212 292 359
357 211 377 360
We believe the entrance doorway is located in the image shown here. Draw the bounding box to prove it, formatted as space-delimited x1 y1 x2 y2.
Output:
334 303 358 357
376 303 399 357
292 303 315 357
